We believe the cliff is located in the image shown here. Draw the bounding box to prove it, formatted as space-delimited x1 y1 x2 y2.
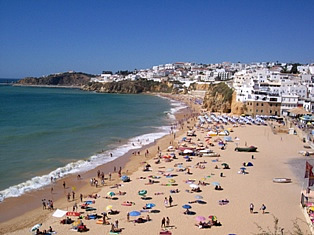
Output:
82 79 175 94
202 83 233 113
17 72 94 86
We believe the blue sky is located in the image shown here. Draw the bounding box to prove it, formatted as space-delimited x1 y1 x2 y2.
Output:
0 0 313 78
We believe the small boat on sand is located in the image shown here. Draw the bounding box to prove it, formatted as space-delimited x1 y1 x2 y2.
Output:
272 178 292 183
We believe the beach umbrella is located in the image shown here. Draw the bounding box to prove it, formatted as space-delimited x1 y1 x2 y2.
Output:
195 216 206 222
183 156 190 159
240 167 246 171
121 175 129 182
183 149 193 154
168 179 176 183
189 184 199 188
166 168 174 172
212 182 220 186
129 211 141 217
145 203 156 209
168 145 174 149
182 204 192 209
30 223 42 232
195 195 203 199
221 163 228 166
138 190 147 196
177 164 184 168
106 205 113 211
208 215 217 221
162 155 171 159
107 191 115 197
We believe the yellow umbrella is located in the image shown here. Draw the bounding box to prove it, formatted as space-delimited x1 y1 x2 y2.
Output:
309 206 314 211
72 186 76 191
168 179 176 183
106 205 113 211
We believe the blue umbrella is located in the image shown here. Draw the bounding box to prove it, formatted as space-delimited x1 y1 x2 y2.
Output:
240 167 246 170
212 182 220 186
121 175 129 182
129 211 141 216
182 204 192 209
195 195 203 199
184 156 190 159
146 203 156 209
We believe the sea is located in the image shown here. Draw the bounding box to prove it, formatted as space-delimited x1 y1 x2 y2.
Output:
0 79 186 201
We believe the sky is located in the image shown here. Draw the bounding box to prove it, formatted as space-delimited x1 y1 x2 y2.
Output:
0 0 313 78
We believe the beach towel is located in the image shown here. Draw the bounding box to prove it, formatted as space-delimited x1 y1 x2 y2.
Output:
52 209 67 218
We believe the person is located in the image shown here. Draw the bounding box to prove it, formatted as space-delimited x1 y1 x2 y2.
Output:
80 193 83 202
220 172 223 177
42 199 46 210
250 203 254 213
72 191 75 201
109 172 112 181
127 212 130 222
252 155 254 159
161 217 166 228
164 197 168 207
63 181 66 189
146 214 151 221
48 226 53 232
103 214 107 225
115 219 119 228
169 195 173 207
260 204 266 214
166 217 170 227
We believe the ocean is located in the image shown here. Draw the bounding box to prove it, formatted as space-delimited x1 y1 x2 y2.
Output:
0 83 185 201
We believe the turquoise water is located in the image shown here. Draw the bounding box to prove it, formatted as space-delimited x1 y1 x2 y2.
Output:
0 85 181 200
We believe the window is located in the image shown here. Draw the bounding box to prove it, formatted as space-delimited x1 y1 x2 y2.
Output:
270 104 272 107
261 103 264 106
257 103 259 106
270 110 272 113
261 110 263 113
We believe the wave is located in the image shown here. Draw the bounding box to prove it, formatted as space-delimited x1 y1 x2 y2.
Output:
0 95 184 202
0 127 170 202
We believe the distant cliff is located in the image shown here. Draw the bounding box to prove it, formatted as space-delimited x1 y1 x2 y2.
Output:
202 83 233 113
82 79 176 94
17 72 94 87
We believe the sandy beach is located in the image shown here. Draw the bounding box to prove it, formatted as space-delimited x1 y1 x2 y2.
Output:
0 94 312 235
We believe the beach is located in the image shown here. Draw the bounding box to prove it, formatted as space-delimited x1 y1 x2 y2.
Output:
0 94 312 235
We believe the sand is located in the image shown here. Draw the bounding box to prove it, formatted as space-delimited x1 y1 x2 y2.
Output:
0 94 312 235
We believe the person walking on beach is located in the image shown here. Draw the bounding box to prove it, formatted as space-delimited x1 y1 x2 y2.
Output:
166 217 170 227
169 195 173 207
42 199 46 210
63 181 66 189
72 191 75 201
80 193 83 202
161 217 166 228
127 212 130 222
260 204 266 214
164 197 168 208
109 172 112 181
250 203 254 213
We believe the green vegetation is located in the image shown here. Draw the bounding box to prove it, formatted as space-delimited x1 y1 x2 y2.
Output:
254 215 308 235
211 82 233 102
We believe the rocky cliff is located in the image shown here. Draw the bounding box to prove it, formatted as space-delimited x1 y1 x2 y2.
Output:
202 83 233 113
82 79 175 94
17 72 94 86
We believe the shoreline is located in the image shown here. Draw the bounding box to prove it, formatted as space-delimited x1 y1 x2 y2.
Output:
0 93 198 233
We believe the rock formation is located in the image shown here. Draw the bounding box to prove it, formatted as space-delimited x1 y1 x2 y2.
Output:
17 72 94 86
